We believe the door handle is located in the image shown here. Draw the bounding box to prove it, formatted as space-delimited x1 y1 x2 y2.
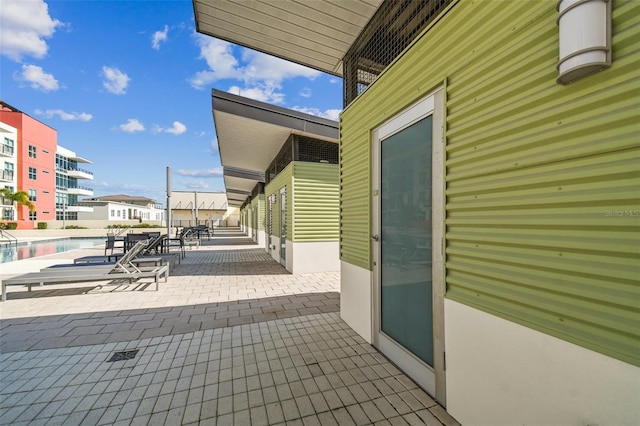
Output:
371 234 379 241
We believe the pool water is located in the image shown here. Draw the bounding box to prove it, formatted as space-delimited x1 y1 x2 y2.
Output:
0 237 106 263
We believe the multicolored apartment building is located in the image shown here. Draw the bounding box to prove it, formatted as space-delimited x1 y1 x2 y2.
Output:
0 101 93 229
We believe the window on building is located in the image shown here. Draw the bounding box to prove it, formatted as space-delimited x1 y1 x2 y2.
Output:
28 189 36 202
3 162 14 180
111 209 115 217
28 145 37 158
117 210 121 217
28 167 36 180
3 208 13 220
2 138 14 156
29 210 37 221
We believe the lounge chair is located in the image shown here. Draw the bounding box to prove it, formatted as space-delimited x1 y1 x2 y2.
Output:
105 233 125 255
166 228 199 259
74 235 180 271
1 241 169 301
124 233 150 252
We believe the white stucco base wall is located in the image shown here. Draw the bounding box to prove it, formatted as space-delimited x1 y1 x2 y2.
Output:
256 230 266 250
268 235 281 265
445 299 640 426
340 261 372 344
290 241 339 273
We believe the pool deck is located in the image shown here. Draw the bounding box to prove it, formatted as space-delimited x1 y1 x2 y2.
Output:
0 228 460 425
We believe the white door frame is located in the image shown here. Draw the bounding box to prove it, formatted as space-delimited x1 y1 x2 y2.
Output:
371 87 446 404
280 187 287 267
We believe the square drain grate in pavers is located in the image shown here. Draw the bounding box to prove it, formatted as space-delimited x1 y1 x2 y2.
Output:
307 362 324 377
107 349 139 362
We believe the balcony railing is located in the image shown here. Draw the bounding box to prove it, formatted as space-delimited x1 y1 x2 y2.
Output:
0 170 14 181
56 166 94 176
67 186 94 195
0 144 15 156
68 185 93 191
69 167 93 175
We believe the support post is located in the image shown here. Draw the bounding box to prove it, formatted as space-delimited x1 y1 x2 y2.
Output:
166 167 171 237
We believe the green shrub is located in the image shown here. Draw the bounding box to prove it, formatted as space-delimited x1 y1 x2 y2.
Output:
107 224 131 229
64 225 88 229
6 222 17 230
37 222 48 229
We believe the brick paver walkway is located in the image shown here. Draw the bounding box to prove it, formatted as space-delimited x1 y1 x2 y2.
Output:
0 229 460 425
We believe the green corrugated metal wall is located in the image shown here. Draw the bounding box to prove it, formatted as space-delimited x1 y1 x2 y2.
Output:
265 163 292 241
340 0 640 365
257 194 265 231
250 197 259 235
292 162 339 241
265 162 339 242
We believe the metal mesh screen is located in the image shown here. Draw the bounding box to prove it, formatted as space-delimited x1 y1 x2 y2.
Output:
267 135 293 183
294 136 339 164
266 135 338 183
251 182 264 198
343 0 453 107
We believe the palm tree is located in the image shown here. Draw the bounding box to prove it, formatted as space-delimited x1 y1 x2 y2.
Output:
1 188 35 220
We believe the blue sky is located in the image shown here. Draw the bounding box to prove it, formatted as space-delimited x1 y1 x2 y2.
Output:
0 0 343 204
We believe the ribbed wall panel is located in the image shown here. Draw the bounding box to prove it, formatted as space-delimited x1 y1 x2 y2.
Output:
265 163 292 240
340 0 640 365
292 162 339 241
258 194 265 231
340 116 373 268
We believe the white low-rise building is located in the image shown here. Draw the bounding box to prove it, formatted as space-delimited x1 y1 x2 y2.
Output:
78 194 164 224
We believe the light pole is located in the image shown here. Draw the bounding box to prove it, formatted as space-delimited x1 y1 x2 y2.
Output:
166 167 172 237
62 197 66 229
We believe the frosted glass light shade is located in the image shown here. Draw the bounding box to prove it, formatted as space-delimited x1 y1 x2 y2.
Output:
557 0 611 85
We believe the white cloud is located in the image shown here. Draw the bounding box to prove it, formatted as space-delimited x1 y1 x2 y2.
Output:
165 121 186 135
183 180 211 189
227 85 284 104
206 138 220 156
189 37 240 89
0 0 62 61
151 25 168 50
189 35 321 104
102 66 130 94
35 109 92 121
241 49 319 84
299 88 312 98
153 121 187 135
117 118 145 133
17 64 59 91
292 106 342 121
176 168 223 178
329 78 340 84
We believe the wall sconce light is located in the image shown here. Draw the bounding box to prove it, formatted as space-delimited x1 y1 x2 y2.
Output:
557 0 611 85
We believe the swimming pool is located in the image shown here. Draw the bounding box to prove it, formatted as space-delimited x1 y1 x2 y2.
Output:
0 237 106 263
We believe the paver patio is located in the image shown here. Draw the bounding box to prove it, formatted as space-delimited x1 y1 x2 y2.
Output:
0 229 460 425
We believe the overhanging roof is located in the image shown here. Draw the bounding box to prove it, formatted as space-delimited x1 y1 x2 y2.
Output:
193 0 383 76
212 89 339 207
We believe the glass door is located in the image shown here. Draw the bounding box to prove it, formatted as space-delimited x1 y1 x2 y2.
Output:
280 187 286 267
372 89 445 403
